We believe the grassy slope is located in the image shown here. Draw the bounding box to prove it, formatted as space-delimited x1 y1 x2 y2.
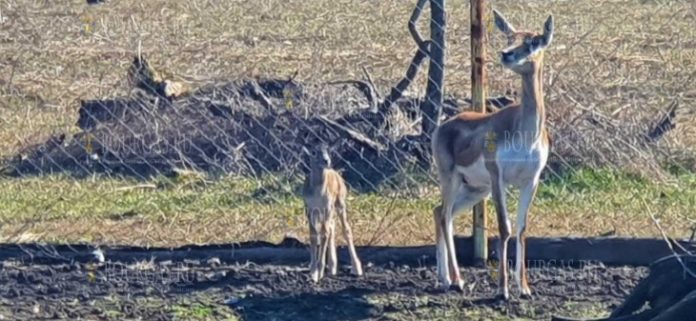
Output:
0 168 694 246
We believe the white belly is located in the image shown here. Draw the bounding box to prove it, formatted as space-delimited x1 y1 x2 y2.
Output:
496 140 549 187
453 139 549 189
455 157 491 189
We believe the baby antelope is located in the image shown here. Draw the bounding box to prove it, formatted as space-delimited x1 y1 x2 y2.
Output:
302 144 363 282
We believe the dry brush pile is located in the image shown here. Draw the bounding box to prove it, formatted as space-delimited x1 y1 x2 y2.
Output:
3 52 692 192
2 1 695 191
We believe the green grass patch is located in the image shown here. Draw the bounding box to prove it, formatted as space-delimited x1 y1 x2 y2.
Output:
0 168 694 246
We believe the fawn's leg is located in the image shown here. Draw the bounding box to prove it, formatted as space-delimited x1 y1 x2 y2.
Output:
307 208 322 283
327 215 338 276
317 218 331 281
337 199 362 276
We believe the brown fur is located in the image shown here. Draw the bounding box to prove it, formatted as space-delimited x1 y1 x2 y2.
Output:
430 9 554 299
302 153 363 282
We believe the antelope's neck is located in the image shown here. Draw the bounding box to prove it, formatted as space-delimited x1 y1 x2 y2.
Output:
518 64 546 142
308 168 327 192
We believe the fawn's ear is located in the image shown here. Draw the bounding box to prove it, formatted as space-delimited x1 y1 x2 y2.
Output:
542 14 554 47
493 9 516 36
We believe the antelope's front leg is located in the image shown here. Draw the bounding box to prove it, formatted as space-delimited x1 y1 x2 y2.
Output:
515 179 540 298
490 175 512 300
317 218 331 281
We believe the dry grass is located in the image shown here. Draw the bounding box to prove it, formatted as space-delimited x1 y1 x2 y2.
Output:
1 0 695 246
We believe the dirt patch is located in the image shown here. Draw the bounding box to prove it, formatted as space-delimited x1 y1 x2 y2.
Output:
0 256 646 321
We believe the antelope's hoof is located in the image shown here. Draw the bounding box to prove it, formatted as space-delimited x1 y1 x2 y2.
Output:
438 281 452 292
449 284 465 293
448 278 464 293
310 271 321 283
352 267 364 277
495 291 510 301
519 288 533 300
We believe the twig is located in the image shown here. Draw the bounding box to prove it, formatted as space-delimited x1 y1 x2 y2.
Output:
249 81 275 115
361 66 380 100
326 80 378 111
114 184 158 192
671 236 693 256
642 199 696 279
365 195 399 246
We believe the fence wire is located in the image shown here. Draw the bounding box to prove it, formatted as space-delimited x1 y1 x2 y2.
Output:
0 0 694 248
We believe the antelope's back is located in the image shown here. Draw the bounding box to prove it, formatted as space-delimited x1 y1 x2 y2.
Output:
323 169 347 201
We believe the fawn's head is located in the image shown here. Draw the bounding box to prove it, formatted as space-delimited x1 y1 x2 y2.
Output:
304 144 332 171
493 9 554 75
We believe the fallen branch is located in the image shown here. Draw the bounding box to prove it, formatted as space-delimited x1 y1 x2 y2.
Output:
326 80 378 111
114 184 158 192
552 201 696 321
249 80 276 115
646 99 679 142
317 115 386 152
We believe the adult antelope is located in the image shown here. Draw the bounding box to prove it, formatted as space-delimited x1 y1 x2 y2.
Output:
430 9 554 300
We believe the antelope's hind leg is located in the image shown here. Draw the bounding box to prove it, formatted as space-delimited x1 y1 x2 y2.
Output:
337 199 363 276
437 175 484 292
327 217 338 276
307 209 322 283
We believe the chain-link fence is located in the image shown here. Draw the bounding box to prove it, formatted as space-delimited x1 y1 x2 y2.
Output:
0 0 695 248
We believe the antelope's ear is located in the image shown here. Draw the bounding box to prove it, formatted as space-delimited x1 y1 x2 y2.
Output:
542 14 554 46
301 146 311 156
493 9 516 36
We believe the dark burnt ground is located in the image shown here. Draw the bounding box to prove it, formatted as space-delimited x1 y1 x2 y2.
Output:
0 258 646 321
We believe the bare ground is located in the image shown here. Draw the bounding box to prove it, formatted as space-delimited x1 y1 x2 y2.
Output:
0 256 646 321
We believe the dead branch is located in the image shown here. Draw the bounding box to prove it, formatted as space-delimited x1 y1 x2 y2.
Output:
552 255 696 321
408 0 429 55
553 201 696 321
317 115 386 152
327 0 432 130
326 80 378 111
420 0 446 135
249 80 275 115
362 66 381 100
646 99 679 142
378 40 430 114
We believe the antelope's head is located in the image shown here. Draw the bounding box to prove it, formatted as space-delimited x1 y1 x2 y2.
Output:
493 9 554 74
304 144 332 171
